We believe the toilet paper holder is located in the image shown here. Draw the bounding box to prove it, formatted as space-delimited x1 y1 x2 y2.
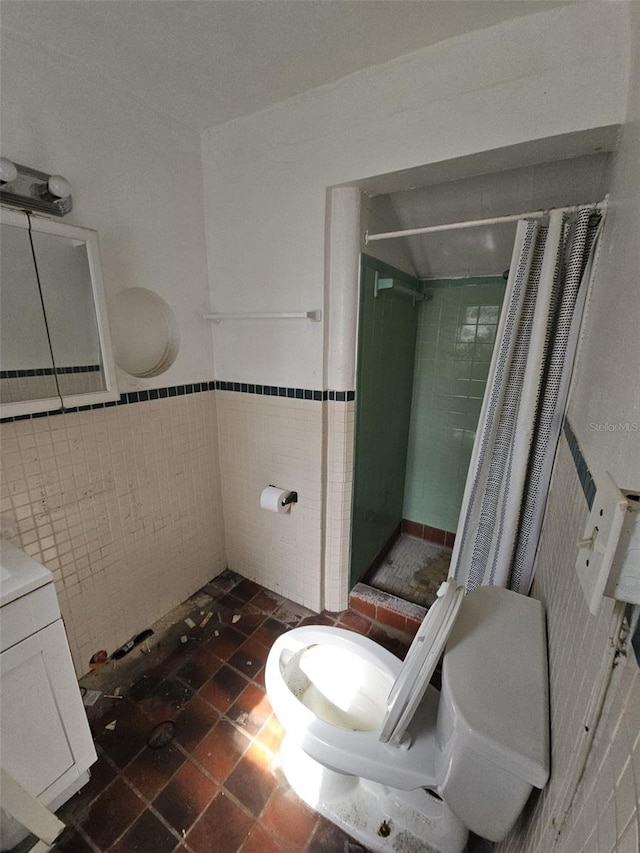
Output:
269 485 298 506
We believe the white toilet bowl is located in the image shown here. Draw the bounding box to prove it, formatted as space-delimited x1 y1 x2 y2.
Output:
265 582 549 853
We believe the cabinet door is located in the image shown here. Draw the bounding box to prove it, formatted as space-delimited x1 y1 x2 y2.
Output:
0 620 97 801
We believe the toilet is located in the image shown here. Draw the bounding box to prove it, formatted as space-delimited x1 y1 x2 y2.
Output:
265 581 549 853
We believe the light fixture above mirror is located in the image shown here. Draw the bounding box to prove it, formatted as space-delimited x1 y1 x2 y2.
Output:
0 159 73 217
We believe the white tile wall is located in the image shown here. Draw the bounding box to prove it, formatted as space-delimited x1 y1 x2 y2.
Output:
324 400 355 611
215 391 324 612
0 391 226 675
497 434 637 853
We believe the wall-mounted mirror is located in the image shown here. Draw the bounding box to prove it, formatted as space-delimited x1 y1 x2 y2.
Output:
0 208 118 417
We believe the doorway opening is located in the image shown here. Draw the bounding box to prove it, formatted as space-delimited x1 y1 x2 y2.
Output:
349 150 611 608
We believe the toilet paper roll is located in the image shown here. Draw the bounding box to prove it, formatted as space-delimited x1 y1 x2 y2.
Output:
260 486 292 514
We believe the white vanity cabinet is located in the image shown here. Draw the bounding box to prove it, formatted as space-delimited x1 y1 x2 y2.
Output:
0 541 96 845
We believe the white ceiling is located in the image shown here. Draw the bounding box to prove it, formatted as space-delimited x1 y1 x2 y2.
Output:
1 1 565 130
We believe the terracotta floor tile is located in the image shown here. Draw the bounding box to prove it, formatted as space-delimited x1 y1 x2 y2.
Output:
242 634 271 661
240 823 288 853
192 718 249 783
252 618 290 650
229 683 272 736
366 625 407 659
70 573 402 853
98 705 152 769
208 626 248 661
206 569 243 595
228 648 264 680
234 604 268 636
337 610 372 633
224 743 278 816
82 779 145 849
251 591 280 614
261 787 318 848
174 694 219 752
198 664 250 713
110 808 179 852
153 759 218 835
175 652 221 691
128 672 165 703
191 639 226 673
187 790 254 853
218 591 246 610
49 826 94 852
256 714 285 756
123 743 185 800
57 749 117 823
138 678 195 727
297 614 335 628
233 578 264 602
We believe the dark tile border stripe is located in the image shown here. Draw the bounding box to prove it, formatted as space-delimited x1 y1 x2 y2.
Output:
0 364 101 378
0 381 217 424
215 381 354 402
563 417 596 509
1 381 356 424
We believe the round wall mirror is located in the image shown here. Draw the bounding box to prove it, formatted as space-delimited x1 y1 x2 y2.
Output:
109 288 180 378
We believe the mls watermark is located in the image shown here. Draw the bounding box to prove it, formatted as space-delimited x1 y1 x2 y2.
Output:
589 422 639 432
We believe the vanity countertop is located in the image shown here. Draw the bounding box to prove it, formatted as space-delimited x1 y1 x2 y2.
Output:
0 539 53 607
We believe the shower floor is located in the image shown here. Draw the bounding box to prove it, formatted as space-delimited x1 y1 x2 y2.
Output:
364 533 452 608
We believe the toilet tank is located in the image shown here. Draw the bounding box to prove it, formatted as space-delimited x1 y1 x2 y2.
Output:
436 586 549 842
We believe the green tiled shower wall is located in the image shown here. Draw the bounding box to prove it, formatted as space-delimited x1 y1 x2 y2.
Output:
402 277 506 533
350 257 420 585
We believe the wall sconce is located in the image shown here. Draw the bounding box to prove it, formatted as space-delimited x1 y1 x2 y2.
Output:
0 159 73 216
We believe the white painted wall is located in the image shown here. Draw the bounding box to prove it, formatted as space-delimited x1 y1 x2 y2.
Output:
0 27 227 675
0 28 214 390
201 3 628 388
567 3 640 491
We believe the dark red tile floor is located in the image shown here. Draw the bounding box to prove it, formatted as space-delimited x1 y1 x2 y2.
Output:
53 571 416 852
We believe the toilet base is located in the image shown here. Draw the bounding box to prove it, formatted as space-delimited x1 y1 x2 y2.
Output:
279 736 468 853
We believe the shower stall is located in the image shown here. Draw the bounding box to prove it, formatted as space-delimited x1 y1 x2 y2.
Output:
350 151 611 605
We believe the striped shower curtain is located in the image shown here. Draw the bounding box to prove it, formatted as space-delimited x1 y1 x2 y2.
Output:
451 207 603 594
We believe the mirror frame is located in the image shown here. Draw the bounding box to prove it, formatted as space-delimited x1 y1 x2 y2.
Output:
0 207 119 418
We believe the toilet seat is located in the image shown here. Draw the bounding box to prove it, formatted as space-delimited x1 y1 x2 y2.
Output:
379 580 465 745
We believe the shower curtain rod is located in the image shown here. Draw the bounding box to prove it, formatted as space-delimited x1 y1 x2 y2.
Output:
364 201 606 244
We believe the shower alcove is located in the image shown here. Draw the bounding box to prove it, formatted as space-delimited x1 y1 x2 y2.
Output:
336 133 616 617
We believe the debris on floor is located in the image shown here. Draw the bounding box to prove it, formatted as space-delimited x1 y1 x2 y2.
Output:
81 689 101 707
62 569 404 852
147 720 176 749
89 650 108 669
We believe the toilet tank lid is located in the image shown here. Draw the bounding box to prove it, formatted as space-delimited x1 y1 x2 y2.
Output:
443 586 550 788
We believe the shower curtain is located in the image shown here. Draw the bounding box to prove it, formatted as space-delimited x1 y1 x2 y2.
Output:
450 206 603 593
